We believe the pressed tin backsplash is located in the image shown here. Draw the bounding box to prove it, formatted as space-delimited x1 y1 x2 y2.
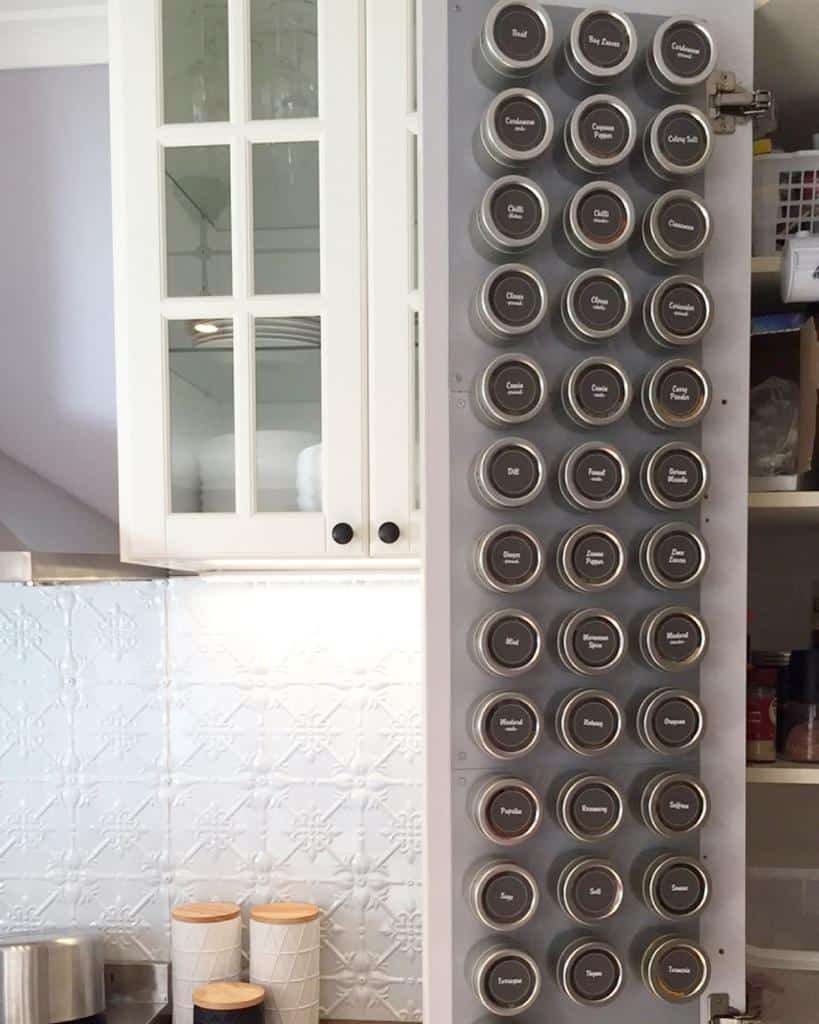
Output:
0 576 423 1021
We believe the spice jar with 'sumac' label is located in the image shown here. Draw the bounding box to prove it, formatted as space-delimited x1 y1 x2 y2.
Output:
747 667 777 763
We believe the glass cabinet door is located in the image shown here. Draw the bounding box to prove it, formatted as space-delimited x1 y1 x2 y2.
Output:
110 0 367 566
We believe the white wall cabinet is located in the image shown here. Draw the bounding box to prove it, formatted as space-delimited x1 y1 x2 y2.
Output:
109 0 420 570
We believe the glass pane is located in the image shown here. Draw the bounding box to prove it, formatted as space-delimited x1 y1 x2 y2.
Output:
165 146 232 297
253 143 320 294
251 0 318 120
162 0 229 124
168 319 235 513
255 317 322 512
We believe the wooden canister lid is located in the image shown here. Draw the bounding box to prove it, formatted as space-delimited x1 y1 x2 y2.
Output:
250 902 320 924
172 902 241 924
193 982 265 1011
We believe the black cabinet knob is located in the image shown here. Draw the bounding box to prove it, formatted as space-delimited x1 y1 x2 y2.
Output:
378 522 401 545
332 522 354 545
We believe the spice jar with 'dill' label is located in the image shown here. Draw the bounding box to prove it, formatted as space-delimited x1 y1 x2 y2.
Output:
747 668 778 763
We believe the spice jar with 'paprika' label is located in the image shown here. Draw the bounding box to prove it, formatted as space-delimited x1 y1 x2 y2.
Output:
747 667 777 763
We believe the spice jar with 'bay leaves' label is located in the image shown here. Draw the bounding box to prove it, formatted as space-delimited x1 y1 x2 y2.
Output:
747 667 777 763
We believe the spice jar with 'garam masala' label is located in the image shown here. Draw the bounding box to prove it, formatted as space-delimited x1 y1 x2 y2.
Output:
747 667 777 763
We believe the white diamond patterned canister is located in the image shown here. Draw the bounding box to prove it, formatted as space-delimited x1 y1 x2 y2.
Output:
172 902 243 1024
250 903 321 1024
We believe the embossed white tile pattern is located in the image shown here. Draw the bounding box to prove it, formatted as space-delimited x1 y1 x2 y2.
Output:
0 576 422 1020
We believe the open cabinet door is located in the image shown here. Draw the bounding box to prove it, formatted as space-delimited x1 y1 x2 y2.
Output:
421 2 753 1023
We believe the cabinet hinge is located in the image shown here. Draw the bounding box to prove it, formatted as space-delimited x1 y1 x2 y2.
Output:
709 993 762 1024
706 70 774 135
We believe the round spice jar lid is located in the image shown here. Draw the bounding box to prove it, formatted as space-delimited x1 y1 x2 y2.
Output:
172 902 241 924
251 902 321 924
193 982 266 1011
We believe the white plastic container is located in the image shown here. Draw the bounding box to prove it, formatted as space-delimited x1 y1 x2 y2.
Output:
753 151 819 257
250 903 321 1024
172 902 242 1024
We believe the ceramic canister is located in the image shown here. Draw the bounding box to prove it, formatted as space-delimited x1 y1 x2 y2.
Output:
249 903 321 1024
193 982 266 1024
172 902 243 1024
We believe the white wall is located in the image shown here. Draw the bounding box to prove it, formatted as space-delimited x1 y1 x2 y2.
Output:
0 64 118 520
0 575 423 1021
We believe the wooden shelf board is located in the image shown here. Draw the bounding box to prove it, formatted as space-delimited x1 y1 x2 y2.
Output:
747 761 819 784
752 255 782 277
749 492 819 523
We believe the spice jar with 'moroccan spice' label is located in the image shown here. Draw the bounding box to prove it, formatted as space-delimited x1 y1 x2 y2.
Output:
747 667 778 763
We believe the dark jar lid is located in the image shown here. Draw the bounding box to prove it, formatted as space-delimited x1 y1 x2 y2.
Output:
789 650 819 703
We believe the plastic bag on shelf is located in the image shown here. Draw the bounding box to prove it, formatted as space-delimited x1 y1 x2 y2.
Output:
749 376 801 477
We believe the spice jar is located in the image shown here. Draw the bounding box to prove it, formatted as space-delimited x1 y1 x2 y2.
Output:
747 667 777 763
782 650 819 763
753 651 791 754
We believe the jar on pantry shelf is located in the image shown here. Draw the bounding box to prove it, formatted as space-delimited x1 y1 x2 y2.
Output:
752 651 791 754
250 903 320 1024
782 650 819 763
747 667 778 763
172 903 242 1024
193 982 265 1024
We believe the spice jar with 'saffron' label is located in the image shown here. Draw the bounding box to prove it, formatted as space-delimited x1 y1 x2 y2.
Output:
747 667 778 763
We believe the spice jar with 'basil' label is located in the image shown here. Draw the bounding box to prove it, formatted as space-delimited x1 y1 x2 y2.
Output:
747 667 777 763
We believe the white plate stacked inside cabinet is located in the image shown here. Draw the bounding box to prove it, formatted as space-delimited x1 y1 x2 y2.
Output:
172 902 242 1024
249 903 320 1024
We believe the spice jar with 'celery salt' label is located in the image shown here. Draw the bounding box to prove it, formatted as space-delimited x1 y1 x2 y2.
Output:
747 667 777 763
782 650 819 762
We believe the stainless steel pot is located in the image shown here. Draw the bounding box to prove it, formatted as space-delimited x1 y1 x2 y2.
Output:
0 930 105 1024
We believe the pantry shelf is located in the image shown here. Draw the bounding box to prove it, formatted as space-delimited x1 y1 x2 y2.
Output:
747 944 819 971
747 761 819 784
749 491 819 523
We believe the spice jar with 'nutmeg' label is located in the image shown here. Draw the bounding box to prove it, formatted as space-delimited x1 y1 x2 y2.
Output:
747 668 777 763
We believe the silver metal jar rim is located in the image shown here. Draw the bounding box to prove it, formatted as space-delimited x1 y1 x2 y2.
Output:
559 442 629 512
564 180 636 256
636 688 706 754
644 274 714 348
469 860 540 931
639 605 709 672
481 0 555 76
640 442 709 511
639 521 710 590
476 352 548 427
643 190 713 264
473 776 544 846
562 357 632 428
642 854 711 921
556 524 626 593
557 938 624 1006
473 608 544 678
557 608 627 676
475 523 545 594
562 268 633 342
558 857 624 923
564 93 638 170
472 689 544 759
648 17 718 93
645 104 714 179
566 8 638 81
642 358 712 429
472 944 543 1015
475 437 547 509
641 771 711 837
555 688 623 755
641 935 711 1003
556 774 625 841
476 263 549 340
477 175 550 254
480 87 555 167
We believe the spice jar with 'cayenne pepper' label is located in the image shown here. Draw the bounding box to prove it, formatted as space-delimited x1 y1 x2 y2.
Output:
747 667 778 763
